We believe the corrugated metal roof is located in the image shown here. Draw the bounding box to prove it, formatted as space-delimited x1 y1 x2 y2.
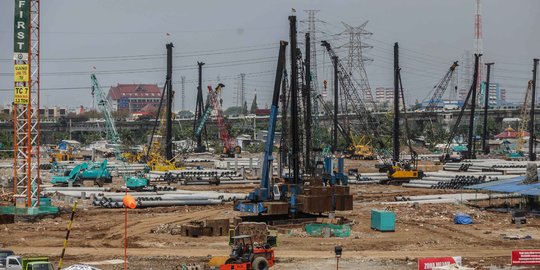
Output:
466 177 524 189
520 188 540 196
466 176 540 197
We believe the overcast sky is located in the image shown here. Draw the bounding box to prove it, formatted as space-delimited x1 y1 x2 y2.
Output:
1 0 539 110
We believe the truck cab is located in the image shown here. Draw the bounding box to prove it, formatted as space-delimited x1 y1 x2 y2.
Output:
1 256 53 270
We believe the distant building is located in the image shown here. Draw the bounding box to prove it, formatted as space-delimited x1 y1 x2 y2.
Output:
374 87 401 106
481 82 506 107
255 109 271 116
458 82 507 107
107 84 162 113
458 88 468 101
2 104 67 119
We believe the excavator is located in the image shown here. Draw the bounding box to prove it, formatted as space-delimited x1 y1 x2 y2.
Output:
51 160 112 187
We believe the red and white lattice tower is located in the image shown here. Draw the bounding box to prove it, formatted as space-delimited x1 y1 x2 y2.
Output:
13 0 41 207
474 0 483 91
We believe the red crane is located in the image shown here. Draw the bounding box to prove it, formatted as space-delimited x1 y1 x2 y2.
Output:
208 84 240 157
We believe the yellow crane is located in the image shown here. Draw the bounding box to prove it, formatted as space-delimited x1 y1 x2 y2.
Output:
515 80 534 155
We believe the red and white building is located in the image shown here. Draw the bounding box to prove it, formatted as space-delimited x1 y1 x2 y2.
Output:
107 84 162 114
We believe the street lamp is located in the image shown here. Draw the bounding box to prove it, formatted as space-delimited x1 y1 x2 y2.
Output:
335 245 343 270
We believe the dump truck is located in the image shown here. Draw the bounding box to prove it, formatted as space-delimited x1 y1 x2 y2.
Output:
0 256 53 270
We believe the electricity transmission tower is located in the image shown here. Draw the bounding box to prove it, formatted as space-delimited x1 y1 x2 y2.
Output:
181 76 186 111
341 21 376 109
302 10 321 96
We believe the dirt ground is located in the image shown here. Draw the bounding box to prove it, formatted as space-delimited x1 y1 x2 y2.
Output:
1 182 539 270
1 158 539 269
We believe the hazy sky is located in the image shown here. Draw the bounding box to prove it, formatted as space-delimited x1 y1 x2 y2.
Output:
1 0 539 110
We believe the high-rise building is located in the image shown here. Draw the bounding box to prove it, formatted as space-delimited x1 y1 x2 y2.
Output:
374 87 401 105
481 82 506 107
459 82 506 107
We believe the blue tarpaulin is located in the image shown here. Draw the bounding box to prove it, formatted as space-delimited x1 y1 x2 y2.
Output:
454 213 473 225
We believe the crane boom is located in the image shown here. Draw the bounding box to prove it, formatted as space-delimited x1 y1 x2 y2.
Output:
208 84 234 151
321 40 379 140
316 94 353 146
517 80 534 153
193 84 223 137
91 74 119 144
426 61 459 112
239 40 287 209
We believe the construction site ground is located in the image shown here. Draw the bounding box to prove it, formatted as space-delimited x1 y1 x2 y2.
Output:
2 160 539 269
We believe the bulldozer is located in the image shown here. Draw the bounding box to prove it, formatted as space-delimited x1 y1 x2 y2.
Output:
209 235 274 270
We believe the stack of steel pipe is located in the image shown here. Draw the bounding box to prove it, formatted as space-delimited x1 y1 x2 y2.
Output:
93 193 223 208
402 170 515 189
431 175 487 189
444 159 540 175
185 158 215 163
393 192 520 204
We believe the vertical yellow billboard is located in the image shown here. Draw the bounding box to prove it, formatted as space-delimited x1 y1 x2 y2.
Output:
13 0 30 105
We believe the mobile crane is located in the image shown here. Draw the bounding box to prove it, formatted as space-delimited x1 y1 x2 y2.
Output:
194 84 240 157
235 40 288 214
91 74 121 157
424 62 459 112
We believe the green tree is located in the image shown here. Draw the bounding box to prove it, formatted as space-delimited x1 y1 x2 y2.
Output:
224 106 242 116
250 94 258 114
113 110 130 121
243 101 248 115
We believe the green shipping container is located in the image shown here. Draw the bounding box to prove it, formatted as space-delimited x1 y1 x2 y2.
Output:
371 209 395 232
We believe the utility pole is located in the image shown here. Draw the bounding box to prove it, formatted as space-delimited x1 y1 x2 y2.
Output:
304 33 312 172
165 43 174 161
240 73 246 113
467 54 482 159
393 43 400 163
194 61 205 152
181 76 186 111
333 56 339 154
482 62 494 154
529 58 539 161
289 14 300 186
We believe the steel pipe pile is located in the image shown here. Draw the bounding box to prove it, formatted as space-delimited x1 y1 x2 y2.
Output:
444 159 540 174
91 189 247 208
394 193 520 203
93 195 224 208
403 173 511 189
431 175 487 189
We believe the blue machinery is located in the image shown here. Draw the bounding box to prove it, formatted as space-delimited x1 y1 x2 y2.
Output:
234 35 352 216
235 40 288 214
